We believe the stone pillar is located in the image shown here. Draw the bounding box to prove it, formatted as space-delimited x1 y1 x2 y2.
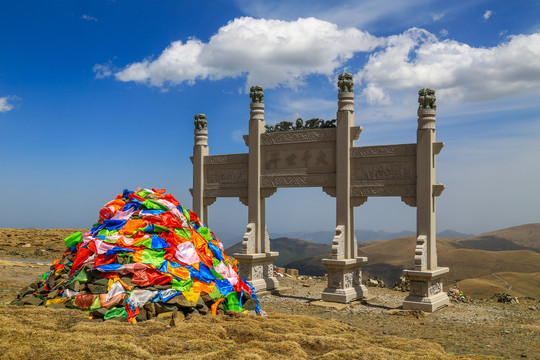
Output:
192 114 208 225
402 88 449 312
234 86 279 292
321 73 368 303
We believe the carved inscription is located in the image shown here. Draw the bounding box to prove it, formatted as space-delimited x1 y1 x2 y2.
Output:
206 168 247 185
261 128 335 145
205 153 248 165
356 162 415 181
261 174 335 188
204 188 248 198
351 185 415 197
351 144 415 158
263 148 335 173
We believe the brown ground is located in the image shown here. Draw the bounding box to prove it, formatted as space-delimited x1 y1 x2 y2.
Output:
0 229 539 359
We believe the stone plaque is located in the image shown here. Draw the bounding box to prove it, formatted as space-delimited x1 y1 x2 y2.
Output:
351 144 416 197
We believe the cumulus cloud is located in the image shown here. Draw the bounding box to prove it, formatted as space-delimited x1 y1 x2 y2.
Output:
112 17 382 89
358 28 540 104
483 10 493 20
0 97 14 113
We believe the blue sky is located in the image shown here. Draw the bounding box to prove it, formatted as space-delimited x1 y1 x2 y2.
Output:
0 0 539 239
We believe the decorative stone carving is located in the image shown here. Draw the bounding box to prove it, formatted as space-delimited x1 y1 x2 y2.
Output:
344 271 354 288
264 228 271 253
194 113 207 130
242 223 256 254
204 188 247 198
351 185 416 197
429 279 443 295
265 118 337 132
322 186 336 197
261 128 336 145
351 196 367 207
355 162 415 181
401 196 417 207
206 168 247 185
418 88 436 110
414 235 428 271
252 264 263 280
338 73 354 93
351 144 416 158
331 225 345 260
203 197 216 206
261 174 335 188
205 153 248 165
239 197 248 206
260 187 277 199
329 270 342 288
250 85 264 103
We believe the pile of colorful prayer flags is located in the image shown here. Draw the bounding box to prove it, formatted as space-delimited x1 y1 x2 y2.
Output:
13 188 261 322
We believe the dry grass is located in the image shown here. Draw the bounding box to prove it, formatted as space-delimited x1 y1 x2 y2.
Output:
0 306 493 360
457 272 540 299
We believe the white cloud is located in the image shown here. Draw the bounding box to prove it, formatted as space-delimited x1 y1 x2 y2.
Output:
432 13 444 22
357 28 540 104
81 14 98 22
439 29 448 37
113 17 382 89
483 10 493 20
93 63 112 79
0 97 14 113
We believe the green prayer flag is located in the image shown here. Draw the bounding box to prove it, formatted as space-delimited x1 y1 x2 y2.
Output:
172 278 193 292
197 227 212 242
41 271 50 280
104 307 128 320
224 292 243 312
89 296 101 311
141 249 165 268
64 232 83 247
142 199 169 211
210 269 225 280
73 269 88 283
153 225 170 233
174 228 191 240
208 285 223 300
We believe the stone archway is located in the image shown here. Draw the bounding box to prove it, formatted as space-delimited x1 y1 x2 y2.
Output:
191 74 449 312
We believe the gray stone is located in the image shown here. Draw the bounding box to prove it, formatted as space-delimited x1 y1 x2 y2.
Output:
242 299 258 311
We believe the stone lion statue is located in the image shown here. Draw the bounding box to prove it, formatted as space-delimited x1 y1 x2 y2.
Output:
194 113 207 130
418 88 436 110
338 73 354 93
250 86 264 103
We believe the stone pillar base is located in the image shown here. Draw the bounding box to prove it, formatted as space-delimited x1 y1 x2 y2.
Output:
234 252 279 292
321 257 368 303
402 267 449 312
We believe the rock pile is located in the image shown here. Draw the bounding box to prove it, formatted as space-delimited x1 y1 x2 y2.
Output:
367 278 386 288
447 287 470 303
392 276 410 292
492 293 520 304
11 188 261 322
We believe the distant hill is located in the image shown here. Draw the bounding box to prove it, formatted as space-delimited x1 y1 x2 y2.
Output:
226 224 540 298
226 237 330 268
269 229 473 243
456 223 540 252
455 272 540 299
